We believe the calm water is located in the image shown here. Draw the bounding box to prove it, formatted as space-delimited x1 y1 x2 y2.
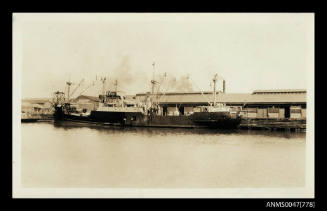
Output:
21 121 306 188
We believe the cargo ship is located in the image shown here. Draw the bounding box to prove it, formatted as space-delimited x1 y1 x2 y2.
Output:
52 67 242 129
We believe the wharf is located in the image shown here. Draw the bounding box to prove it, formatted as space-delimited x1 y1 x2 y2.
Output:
21 114 306 132
239 118 306 132
21 114 53 123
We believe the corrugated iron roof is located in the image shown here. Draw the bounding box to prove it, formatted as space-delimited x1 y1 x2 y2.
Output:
136 91 219 96
31 104 43 108
22 89 307 107
136 91 306 104
252 89 306 94
245 93 306 104
157 93 250 104
22 98 51 104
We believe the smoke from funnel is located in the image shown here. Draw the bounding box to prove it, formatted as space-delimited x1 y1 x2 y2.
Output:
78 56 195 96
106 56 149 94
158 73 194 92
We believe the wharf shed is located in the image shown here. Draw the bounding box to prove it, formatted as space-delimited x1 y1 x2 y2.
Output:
242 89 306 119
135 89 306 119
136 92 248 116
21 98 53 114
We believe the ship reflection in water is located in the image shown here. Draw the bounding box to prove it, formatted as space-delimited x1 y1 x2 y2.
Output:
22 122 306 188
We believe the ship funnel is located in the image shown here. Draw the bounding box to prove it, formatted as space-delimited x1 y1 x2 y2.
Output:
213 74 218 106
223 80 226 93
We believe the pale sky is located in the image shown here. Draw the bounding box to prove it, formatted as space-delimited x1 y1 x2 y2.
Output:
15 13 314 99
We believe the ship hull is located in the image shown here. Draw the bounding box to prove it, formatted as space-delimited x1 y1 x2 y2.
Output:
54 110 241 129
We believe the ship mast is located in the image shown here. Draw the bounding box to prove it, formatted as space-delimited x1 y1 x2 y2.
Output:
151 62 158 107
114 79 118 93
66 81 72 102
69 78 84 101
151 62 156 95
213 74 218 106
100 77 106 96
53 91 65 106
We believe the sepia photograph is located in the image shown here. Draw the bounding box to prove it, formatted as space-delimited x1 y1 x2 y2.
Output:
12 13 314 198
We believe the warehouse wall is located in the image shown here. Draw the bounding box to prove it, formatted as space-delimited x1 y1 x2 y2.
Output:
279 108 285 119
290 106 302 119
184 107 194 115
268 107 279 119
167 107 179 116
257 108 268 118
301 108 306 119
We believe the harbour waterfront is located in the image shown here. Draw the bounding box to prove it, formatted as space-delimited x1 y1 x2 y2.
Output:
21 122 306 188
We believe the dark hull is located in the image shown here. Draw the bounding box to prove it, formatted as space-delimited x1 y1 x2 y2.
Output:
21 118 38 123
55 109 241 129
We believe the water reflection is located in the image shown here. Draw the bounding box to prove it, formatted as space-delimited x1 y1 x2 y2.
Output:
21 122 306 188
52 120 305 139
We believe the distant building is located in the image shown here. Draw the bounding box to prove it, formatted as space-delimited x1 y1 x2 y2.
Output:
21 98 53 115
